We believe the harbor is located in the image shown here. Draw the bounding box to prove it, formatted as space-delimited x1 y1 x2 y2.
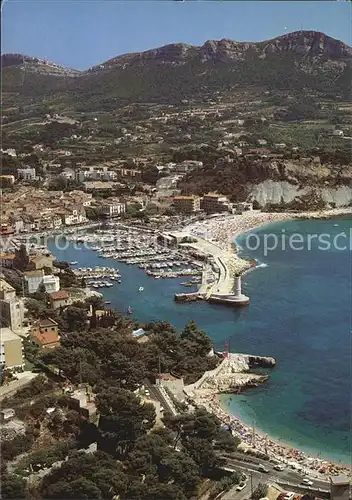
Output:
60 222 253 305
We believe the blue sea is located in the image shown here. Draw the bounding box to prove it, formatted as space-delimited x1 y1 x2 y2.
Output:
48 217 352 465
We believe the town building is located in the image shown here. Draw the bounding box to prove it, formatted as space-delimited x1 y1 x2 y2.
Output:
232 202 253 214
30 329 60 350
60 168 75 180
330 475 351 500
97 198 126 218
27 252 56 272
174 160 202 174
1 408 15 422
30 317 59 339
201 193 231 214
1 148 17 157
332 129 344 137
42 275 60 294
48 290 71 310
76 166 118 183
157 231 191 248
0 279 25 333
157 233 177 248
0 175 16 186
17 167 36 181
0 253 15 269
132 328 149 343
173 195 201 214
24 270 60 294
0 224 15 236
0 328 23 369
69 387 97 420
82 181 116 193
118 168 141 179
57 208 88 226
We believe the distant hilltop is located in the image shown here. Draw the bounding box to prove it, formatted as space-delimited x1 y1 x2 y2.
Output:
2 31 351 75
1 53 80 76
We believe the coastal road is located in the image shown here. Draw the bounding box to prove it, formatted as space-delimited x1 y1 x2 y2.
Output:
223 456 330 491
222 460 330 500
221 469 264 500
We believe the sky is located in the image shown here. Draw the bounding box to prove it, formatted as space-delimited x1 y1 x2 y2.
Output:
2 1 352 70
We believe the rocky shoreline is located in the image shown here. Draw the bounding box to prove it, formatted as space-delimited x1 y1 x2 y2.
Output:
184 352 274 397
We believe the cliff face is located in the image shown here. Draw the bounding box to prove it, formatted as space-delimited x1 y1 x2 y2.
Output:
249 181 352 208
90 31 352 70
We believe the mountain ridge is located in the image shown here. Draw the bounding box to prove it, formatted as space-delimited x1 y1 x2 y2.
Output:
2 30 351 76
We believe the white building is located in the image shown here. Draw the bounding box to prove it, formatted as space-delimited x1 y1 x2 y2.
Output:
17 167 36 181
61 209 87 226
1 148 17 157
42 275 60 294
76 167 117 183
332 129 344 137
61 168 76 180
100 200 126 217
24 270 60 294
0 279 25 333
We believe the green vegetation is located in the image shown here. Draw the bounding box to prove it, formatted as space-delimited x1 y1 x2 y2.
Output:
40 319 218 388
251 482 269 500
1 307 239 499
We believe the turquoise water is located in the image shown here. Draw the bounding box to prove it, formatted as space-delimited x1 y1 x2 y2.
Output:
48 217 351 464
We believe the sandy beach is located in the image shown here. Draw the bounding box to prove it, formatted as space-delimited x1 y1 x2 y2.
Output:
189 383 351 478
183 208 352 478
185 207 352 255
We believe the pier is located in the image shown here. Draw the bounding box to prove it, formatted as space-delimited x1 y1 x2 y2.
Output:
173 234 251 307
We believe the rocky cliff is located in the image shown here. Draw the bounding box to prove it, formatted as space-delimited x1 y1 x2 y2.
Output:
249 180 352 208
90 31 352 70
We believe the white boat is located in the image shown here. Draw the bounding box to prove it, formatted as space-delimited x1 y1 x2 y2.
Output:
70 261 78 265
139 286 144 292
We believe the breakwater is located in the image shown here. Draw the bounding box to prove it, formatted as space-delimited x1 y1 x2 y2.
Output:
174 292 205 303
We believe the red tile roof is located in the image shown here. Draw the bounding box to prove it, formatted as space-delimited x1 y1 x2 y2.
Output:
31 331 60 347
49 291 70 300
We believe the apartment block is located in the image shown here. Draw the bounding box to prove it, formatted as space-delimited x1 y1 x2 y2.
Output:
173 195 200 214
98 198 126 217
201 193 231 214
17 167 36 181
0 279 25 333
0 328 23 369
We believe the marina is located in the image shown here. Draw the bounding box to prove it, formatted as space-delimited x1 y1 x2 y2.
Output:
72 265 122 288
60 221 253 306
